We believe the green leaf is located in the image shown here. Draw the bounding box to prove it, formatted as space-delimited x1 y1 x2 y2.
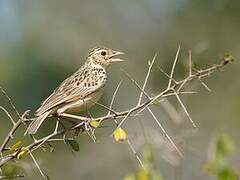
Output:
143 144 154 165
150 99 160 106
218 168 239 180
205 160 221 174
65 139 79 152
216 135 234 160
205 134 239 179
90 120 101 128
10 141 22 152
2 164 17 177
192 61 198 69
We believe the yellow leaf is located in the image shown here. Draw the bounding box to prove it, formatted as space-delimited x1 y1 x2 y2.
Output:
16 149 27 160
90 121 100 128
124 173 136 180
114 128 127 142
137 168 149 180
10 141 22 152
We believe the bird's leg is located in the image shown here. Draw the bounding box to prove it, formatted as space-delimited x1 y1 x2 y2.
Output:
58 112 94 136
83 120 96 142
58 112 90 121
57 113 86 136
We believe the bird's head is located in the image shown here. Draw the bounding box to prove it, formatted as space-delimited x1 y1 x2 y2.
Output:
87 47 125 68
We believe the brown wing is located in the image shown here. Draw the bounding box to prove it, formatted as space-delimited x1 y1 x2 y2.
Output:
35 65 106 116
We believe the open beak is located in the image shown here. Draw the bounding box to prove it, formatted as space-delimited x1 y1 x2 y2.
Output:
109 51 125 63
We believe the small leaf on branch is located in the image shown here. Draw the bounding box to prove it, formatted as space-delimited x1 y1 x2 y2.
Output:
16 149 27 160
48 143 55 153
148 60 151 66
90 120 101 128
41 146 47 152
114 128 127 142
50 146 54 153
222 54 234 65
192 61 198 69
65 139 79 152
10 141 22 152
151 99 160 106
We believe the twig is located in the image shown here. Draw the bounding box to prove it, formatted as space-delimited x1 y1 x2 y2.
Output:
126 139 145 169
189 49 192 76
0 175 24 179
0 111 29 153
108 81 122 116
0 86 21 118
29 151 47 179
90 100 117 115
168 46 180 89
122 60 182 156
157 66 178 84
198 78 212 92
147 107 183 157
0 52 233 170
174 92 197 128
137 53 157 106
160 98 182 125
121 69 150 99
0 106 15 125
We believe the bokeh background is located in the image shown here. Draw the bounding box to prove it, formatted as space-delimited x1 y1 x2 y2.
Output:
0 0 239 179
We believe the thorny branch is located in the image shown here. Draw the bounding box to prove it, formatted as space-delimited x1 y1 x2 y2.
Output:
0 50 234 178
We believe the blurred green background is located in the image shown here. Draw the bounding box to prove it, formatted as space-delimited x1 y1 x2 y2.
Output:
0 0 239 179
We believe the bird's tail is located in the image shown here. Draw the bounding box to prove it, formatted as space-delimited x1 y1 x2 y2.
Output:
26 111 51 134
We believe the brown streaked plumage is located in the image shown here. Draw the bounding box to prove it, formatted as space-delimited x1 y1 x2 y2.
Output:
27 47 124 134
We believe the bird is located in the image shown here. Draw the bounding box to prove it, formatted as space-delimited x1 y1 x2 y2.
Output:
27 47 124 134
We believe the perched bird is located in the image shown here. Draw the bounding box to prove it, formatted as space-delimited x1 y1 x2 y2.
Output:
27 47 124 134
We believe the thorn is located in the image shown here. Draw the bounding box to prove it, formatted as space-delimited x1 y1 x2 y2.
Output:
168 46 181 89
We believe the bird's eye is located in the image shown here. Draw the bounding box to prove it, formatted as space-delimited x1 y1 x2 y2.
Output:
101 51 107 56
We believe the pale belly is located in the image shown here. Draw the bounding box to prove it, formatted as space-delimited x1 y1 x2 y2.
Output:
56 88 104 114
